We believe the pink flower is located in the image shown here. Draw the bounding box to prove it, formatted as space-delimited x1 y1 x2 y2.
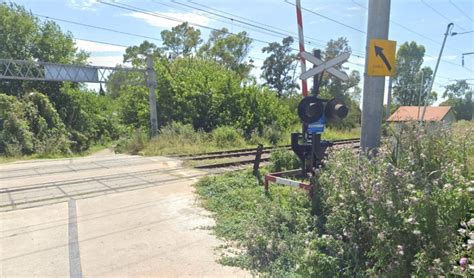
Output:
460 257 468 272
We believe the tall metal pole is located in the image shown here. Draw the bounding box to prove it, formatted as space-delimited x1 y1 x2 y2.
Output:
146 50 158 137
417 70 424 121
421 23 454 122
361 0 391 153
295 0 308 97
386 77 392 120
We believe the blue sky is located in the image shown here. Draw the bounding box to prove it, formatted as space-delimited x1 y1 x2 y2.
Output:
10 0 474 104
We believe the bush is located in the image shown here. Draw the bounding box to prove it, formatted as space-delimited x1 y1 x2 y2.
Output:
196 122 474 276
212 126 245 148
0 92 70 156
114 129 148 155
269 149 300 172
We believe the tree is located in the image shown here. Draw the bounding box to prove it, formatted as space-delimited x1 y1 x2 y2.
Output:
199 28 253 78
261 36 299 97
319 38 361 102
440 80 473 120
160 22 202 57
123 40 162 66
0 3 87 97
393 41 435 106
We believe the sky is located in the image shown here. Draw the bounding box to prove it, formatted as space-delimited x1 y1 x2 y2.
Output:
10 0 474 105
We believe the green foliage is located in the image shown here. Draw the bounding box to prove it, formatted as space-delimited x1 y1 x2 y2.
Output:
393 41 436 106
0 2 87 97
0 92 70 156
161 22 202 57
320 37 361 102
198 28 253 78
196 123 473 276
195 170 311 276
269 149 300 172
212 126 245 148
56 86 122 152
113 56 297 139
261 36 298 97
440 80 473 121
115 128 148 155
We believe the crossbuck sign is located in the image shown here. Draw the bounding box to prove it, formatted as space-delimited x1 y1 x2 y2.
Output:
299 51 350 81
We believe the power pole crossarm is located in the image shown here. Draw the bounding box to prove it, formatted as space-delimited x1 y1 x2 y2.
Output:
146 51 158 137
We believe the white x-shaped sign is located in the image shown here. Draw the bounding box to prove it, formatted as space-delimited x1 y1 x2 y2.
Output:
299 51 350 81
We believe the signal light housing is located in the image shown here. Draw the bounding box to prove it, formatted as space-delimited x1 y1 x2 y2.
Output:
297 96 348 124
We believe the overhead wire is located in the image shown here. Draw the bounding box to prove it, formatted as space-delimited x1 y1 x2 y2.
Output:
166 0 329 49
421 0 467 31
449 0 474 22
348 0 473 73
35 14 163 42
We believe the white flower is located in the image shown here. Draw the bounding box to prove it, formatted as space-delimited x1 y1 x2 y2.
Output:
407 184 415 190
407 217 416 224
413 230 421 236
377 232 385 240
443 183 453 190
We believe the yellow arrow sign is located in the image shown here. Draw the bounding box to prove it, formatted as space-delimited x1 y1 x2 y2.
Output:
368 39 396 76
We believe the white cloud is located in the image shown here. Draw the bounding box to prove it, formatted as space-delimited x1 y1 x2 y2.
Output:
87 55 125 67
68 0 98 11
126 11 211 29
75 39 127 53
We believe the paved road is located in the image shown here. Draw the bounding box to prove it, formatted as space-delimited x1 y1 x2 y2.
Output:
0 153 248 277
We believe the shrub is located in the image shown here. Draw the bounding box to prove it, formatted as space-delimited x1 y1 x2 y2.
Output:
114 129 148 155
0 92 70 156
270 149 300 172
212 126 245 148
196 122 474 276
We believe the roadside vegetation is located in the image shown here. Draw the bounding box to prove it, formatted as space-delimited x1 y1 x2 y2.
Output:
195 121 474 276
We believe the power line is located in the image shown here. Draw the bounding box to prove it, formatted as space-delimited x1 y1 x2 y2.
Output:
75 38 128 48
168 0 330 49
152 0 323 48
420 0 467 31
284 0 366 34
97 1 276 46
35 14 163 42
449 0 474 22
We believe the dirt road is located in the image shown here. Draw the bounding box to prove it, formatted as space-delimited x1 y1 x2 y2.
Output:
0 153 248 277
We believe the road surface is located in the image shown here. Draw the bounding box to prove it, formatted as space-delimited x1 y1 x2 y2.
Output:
0 152 248 277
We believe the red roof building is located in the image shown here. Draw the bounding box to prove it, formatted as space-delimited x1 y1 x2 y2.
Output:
387 106 455 123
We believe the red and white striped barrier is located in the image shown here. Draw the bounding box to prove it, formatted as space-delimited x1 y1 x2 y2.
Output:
264 170 312 191
295 0 308 97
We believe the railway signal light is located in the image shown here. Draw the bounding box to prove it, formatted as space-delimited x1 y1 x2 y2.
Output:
297 96 348 124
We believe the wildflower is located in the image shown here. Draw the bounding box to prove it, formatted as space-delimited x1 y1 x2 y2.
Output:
443 183 453 190
458 228 466 235
413 229 421 235
406 217 416 224
407 184 415 190
377 232 385 241
459 257 468 272
396 245 404 256
467 218 474 228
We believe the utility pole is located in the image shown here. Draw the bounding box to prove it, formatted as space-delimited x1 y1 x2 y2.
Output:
386 77 392 120
417 70 424 121
421 23 454 122
361 0 391 153
146 49 158 137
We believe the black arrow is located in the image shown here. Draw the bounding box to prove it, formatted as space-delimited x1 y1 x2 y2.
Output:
374 45 392 71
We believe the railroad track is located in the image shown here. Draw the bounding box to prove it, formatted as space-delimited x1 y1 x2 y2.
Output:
184 138 360 170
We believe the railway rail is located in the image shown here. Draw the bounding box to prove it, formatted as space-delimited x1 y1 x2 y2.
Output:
189 138 360 170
